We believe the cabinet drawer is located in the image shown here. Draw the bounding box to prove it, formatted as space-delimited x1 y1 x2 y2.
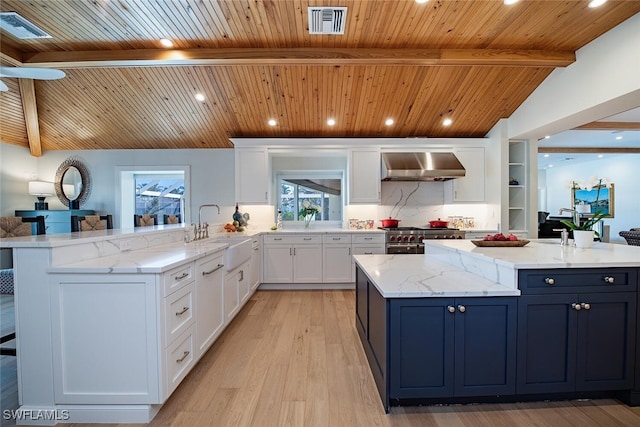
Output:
323 234 352 244
163 263 194 296
352 245 386 255
164 282 194 346
519 268 637 294
165 325 195 397
352 234 385 244
263 234 322 245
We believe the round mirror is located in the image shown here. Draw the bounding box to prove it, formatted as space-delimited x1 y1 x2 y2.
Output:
54 157 92 208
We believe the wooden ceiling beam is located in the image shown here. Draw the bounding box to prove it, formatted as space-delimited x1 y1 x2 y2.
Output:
0 46 24 67
22 48 575 69
18 79 43 157
538 147 640 153
574 121 640 130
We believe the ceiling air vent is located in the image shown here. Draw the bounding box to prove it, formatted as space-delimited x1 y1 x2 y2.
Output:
0 12 51 39
308 7 347 35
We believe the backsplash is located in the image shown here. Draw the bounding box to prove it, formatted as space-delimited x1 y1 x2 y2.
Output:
379 181 445 227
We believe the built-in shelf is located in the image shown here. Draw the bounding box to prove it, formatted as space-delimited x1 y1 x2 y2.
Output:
508 141 528 234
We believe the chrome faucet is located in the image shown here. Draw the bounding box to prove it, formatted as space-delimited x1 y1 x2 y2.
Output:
559 207 579 226
198 204 221 226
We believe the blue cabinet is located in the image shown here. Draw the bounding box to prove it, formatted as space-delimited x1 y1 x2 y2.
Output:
389 297 517 399
517 269 637 395
15 210 95 234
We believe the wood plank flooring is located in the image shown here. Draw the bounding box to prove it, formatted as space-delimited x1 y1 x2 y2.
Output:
3 290 640 426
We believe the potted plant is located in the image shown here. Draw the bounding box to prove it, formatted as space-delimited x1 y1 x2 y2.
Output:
560 177 610 248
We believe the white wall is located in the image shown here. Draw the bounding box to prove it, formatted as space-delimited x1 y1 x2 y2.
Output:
540 154 640 243
0 143 237 226
509 12 640 140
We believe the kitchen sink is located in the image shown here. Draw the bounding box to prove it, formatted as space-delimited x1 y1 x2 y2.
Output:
211 236 252 271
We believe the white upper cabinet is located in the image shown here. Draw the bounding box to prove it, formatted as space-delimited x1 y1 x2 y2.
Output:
349 148 381 204
235 148 270 204
445 147 485 202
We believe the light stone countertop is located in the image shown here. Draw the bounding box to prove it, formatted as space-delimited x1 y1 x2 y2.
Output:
353 254 520 298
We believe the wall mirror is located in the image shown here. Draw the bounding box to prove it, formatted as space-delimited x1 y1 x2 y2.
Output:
54 156 92 209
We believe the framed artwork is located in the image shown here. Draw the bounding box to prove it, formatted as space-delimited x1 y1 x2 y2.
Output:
571 183 614 218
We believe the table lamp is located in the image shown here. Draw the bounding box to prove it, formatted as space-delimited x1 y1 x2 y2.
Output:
28 181 55 210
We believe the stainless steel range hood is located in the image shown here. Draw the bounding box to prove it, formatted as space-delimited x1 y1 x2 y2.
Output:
381 152 466 181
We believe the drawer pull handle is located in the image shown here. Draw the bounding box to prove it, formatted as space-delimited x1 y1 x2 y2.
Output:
457 305 466 313
364 237 373 240
175 306 189 316
273 237 283 241
572 303 581 311
333 237 340 240
176 351 190 363
603 276 615 284
203 264 224 275
581 303 591 310
253 247 259 251
544 278 555 285
447 305 456 313
364 252 373 254
175 272 189 281
304 237 312 240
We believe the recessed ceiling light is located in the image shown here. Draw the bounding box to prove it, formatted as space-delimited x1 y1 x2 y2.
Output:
385 118 394 126
588 0 607 8
327 118 336 126
268 119 277 126
194 93 205 102
415 0 429 4
504 0 520 5
159 38 174 48
442 118 452 126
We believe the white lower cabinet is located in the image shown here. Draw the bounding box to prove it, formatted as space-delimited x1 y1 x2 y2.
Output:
195 253 225 357
263 235 323 283
224 260 250 322
250 235 262 290
322 234 353 283
351 234 386 281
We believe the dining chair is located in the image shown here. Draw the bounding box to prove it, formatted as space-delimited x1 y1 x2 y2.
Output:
163 214 181 224
0 215 46 357
71 214 113 232
134 214 158 227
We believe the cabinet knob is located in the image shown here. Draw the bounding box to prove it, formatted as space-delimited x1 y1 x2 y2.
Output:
544 277 555 285
572 303 581 311
581 303 591 310
457 305 466 313
603 276 615 284
447 305 455 313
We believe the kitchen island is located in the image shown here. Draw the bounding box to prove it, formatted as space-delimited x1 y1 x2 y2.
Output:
354 239 640 411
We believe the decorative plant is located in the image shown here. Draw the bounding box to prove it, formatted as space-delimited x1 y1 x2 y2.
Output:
561 177 610 235
299 200 320 227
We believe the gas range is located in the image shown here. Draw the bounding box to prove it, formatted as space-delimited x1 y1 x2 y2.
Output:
378 226 466 254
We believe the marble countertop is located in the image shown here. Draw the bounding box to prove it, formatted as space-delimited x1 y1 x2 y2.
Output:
425 239 640 269
48 239 231 274
353 254 520 298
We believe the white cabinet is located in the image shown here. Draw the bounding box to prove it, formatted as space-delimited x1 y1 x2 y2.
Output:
322 234 353 283
445 147 485 202
349 148 381 204
350 233 386 281
195 253 225 357
50 273 161 404
235 148 270 204
250 235 262 290
263 234 323 284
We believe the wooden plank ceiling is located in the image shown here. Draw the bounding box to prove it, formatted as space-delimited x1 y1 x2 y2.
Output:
0 1 639 154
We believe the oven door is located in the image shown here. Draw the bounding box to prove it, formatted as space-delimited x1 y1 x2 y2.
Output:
386 244 424 254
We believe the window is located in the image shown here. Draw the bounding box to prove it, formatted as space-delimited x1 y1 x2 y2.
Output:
277 172 343 225
116 166 190 228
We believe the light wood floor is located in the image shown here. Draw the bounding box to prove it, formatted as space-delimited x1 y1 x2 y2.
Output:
3 290 640 426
